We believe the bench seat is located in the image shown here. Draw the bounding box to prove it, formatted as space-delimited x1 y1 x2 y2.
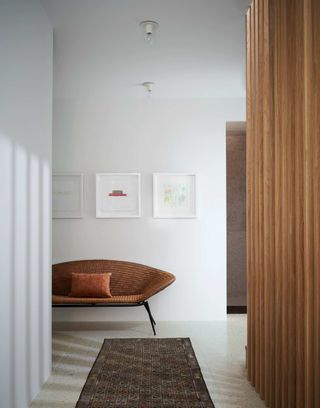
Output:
52 293 145 304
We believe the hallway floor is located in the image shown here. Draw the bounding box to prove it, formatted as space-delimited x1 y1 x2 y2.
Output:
31 316 265 408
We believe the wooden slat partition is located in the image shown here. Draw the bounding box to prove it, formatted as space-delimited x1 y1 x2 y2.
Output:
246 1 320 407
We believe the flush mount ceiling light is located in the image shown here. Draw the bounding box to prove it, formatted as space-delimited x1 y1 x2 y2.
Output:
139 20 159 43
142 82 155 97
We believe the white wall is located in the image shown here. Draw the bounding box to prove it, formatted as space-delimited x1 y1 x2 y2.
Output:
0 1 52 407
52 97 245 322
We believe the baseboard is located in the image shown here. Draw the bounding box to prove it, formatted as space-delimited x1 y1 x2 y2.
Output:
52 321 146 331
227 306 247 314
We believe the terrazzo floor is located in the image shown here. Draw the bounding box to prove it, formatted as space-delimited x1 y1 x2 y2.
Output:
30 316 265 408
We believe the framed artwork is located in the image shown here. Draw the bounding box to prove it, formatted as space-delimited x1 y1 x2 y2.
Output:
96 173 141 218
52 173 84 218
153 173 197 218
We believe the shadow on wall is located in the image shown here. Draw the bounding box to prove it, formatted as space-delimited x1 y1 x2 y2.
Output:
0 134 51 408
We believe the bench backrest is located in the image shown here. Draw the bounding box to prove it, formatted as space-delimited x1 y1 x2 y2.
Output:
52 260 172 296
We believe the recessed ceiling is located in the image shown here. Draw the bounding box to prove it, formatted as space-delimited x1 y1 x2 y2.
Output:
41 0 250 99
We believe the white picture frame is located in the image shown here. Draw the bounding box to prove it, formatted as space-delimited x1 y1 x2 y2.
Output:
52 173 84 218
153 173 197 218
96 173 141 218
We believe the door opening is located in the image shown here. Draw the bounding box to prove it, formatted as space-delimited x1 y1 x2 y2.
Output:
226 122 247 314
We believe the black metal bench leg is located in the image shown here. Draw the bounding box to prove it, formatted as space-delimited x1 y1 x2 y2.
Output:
144 301 156 336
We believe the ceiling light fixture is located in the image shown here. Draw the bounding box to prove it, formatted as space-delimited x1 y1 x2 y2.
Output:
142 82 155 97
139 20 159 43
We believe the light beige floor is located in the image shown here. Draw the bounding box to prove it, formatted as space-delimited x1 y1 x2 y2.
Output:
31 316 265 408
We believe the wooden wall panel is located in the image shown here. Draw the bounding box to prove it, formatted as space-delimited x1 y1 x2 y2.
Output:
246 1 320 407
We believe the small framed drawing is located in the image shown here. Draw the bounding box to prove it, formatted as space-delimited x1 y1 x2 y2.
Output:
153 173 197 218
52 173 84 218
96 173 141 218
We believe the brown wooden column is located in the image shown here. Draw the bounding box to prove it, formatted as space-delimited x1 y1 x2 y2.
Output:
246 1 320 407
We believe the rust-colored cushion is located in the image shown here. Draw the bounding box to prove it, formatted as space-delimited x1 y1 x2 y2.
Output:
69 272 112 298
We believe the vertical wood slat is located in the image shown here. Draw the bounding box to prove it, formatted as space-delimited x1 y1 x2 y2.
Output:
272 0 282 405
254 0 261 395
249 3 256 386
286 4 296 407
262 0 271 403
258 0 265 400
246 1 320 407
303 2 315 406
313 3 320 407
279 2 288 407
246 6 253 385
293 2 305 407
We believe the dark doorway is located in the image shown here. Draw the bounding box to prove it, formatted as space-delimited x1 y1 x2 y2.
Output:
226 122 247 314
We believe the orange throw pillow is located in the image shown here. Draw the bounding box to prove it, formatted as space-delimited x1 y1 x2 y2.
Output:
69 273 112 298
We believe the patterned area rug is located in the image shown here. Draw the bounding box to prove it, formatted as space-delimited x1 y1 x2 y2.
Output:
76 338 215 408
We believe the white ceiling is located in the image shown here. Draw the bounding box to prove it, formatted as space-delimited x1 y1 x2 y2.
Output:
41 0 250 99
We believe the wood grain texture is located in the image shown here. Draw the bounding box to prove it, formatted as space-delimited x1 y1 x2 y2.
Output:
246 1 320 407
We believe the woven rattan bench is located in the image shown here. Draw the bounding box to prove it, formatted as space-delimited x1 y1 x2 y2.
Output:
52 260 175 335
